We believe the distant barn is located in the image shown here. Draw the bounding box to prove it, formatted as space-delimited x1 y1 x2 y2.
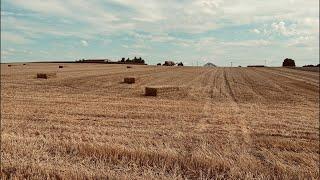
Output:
204 62 217 67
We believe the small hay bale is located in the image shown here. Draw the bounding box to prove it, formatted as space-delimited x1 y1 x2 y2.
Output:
37 73 56 79
23 64 26 65
145 87 158 96
8 65 11 67
124 77 135 84
145 86 181 96
59 65 63 68
127 66 132 68
37 73 48 79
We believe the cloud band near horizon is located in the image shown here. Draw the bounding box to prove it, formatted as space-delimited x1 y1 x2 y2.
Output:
1 0 319 66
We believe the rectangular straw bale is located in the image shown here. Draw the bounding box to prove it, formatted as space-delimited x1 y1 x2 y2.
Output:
145 87 158 96
124 77 135 84
37 72 56 79
145 86 180 96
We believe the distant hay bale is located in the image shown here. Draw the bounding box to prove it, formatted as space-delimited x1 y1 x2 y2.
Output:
23 64 26 65
145 87 158 96
127 66 132 68
8 65 11 67
145 86 181 96
37 73 48 79
124 77 135 84
37 73 56 79
59 65 63 68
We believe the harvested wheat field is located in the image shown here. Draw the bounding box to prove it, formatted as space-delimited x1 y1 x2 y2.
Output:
1 63 319 179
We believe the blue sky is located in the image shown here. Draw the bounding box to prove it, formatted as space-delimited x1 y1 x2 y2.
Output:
1 0 319 66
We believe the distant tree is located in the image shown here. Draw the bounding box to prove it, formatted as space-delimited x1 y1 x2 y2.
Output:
177 62 184 66
303 64 314 67
163 61 175 66
157 63 161 66
282 58 295 67
126 58 130 62
317 64 320 67
77 58 85 62
121 57 125 62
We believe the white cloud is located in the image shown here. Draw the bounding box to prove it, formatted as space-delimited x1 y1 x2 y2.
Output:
251 29 261 34
81 40 88 47
8 0 117 23
1 31 32 44
112 0 163 22
271 21 298 36
1 48 34 57
2 0 319 65
287 35 318 48
1 50 11 56
39 50 49 54
5 0 319 35
222 40 272 47
128 50 146 57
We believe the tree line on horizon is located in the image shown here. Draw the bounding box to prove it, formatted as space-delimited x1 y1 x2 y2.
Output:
120 57 145 64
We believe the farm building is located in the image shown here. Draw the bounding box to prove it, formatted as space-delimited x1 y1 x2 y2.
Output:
163 61 175 66
204 62 217 67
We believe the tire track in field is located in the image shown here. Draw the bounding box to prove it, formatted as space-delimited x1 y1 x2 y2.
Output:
223 68 237 103
195 68 219 133
259 68 319 86
185 68 218 100
273 67 319 79
245 68 306 102
194 68 252 151
234 68 285 102
223 68 251 147
236 68 267 101
253 68 319 103
224 67 318 172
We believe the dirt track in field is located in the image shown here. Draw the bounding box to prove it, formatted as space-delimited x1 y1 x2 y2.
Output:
1 63 319 179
